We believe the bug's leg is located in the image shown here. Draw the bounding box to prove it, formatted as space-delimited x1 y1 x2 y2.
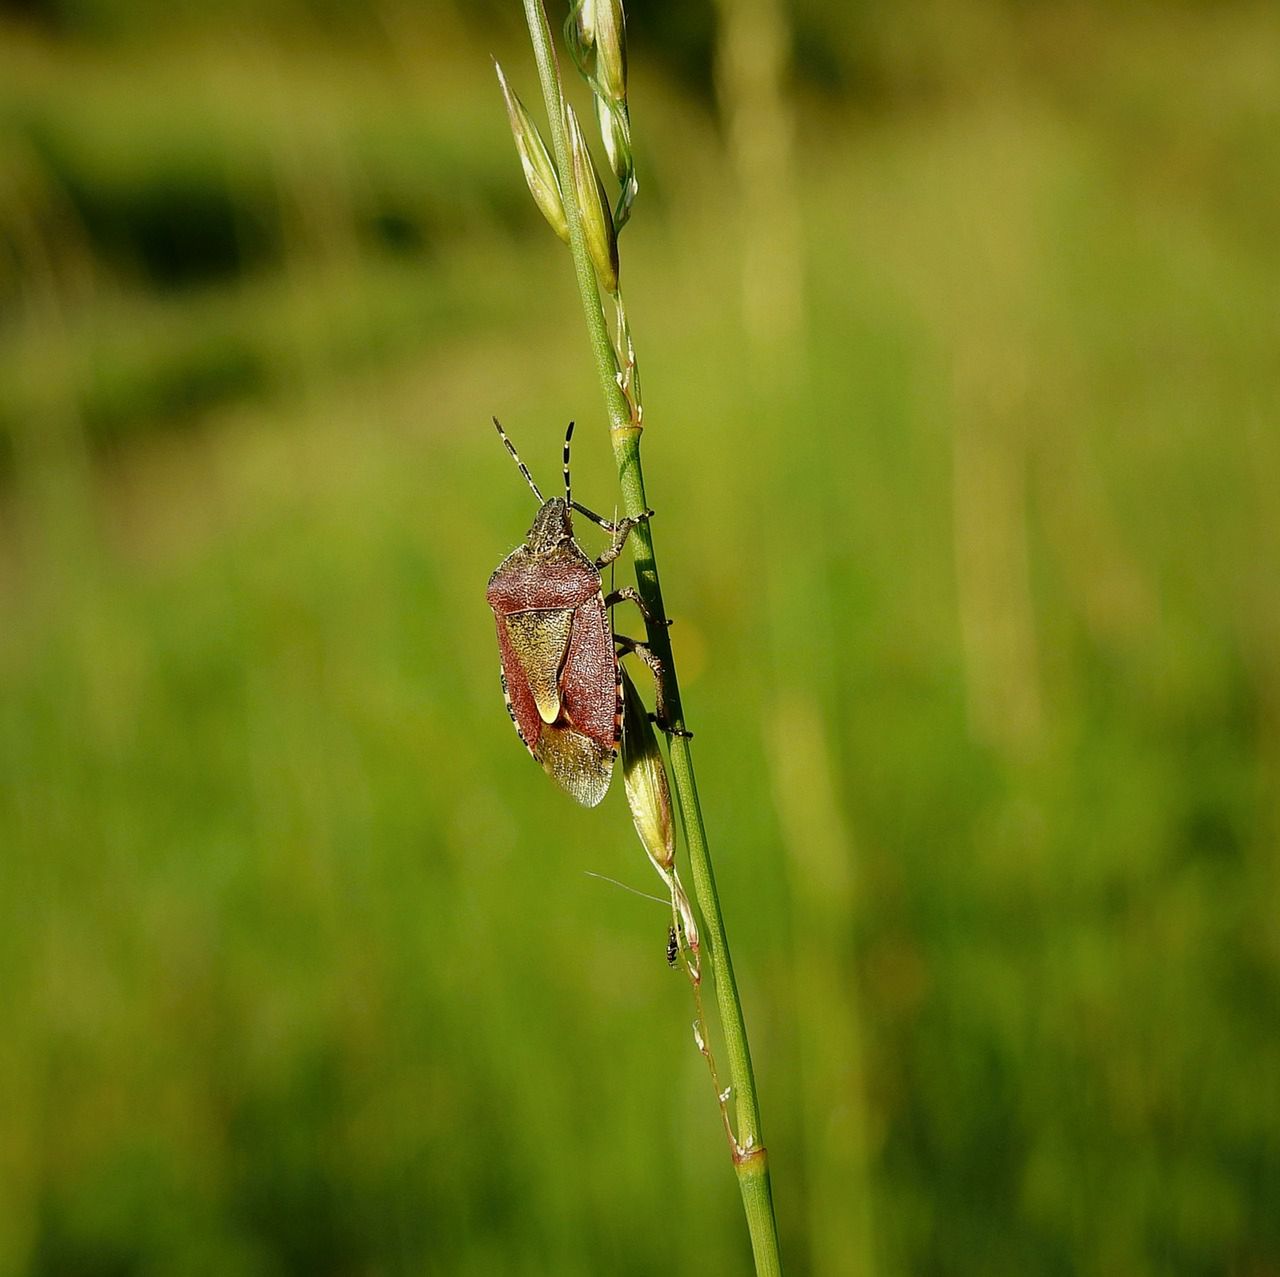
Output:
604 586 672 628
573 501 654 534
648 712 693 739
615 636 693 737
595 513 654 569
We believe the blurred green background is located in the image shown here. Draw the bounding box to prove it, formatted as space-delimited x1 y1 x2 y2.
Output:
2 0 1277 1273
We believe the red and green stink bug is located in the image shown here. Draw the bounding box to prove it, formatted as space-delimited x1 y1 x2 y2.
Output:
486 417 670 807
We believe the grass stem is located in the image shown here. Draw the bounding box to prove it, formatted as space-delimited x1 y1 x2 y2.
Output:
519 3 782 1271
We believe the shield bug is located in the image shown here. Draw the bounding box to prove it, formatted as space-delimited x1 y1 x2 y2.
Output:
486 417 670 807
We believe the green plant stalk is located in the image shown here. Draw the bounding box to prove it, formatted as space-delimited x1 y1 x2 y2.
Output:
519 3 782 1273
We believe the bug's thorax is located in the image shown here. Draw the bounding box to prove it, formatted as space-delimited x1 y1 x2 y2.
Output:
486 496 600 613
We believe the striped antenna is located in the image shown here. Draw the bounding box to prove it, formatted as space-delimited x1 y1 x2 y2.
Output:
492 416 544 503
563 421 575 507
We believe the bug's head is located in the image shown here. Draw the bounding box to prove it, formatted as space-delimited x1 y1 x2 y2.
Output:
525 497 574 552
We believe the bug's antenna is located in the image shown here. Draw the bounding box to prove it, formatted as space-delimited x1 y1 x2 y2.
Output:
492 416 544 504
563 420 575 508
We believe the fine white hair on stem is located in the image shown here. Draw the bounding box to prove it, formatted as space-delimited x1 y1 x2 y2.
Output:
582 870 668 907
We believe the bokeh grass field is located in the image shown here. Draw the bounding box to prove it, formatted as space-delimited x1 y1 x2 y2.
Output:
2 2 1278 1273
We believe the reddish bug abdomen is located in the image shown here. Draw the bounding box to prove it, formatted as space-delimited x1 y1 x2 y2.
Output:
558 593 618 743
487 545 621 807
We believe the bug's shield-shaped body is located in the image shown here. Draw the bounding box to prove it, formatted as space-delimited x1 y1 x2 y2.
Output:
487 499 621 807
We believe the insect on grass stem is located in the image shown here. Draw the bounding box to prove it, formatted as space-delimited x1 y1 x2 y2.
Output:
507 2 784 1272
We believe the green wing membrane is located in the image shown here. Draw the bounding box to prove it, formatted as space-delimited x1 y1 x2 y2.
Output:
536 724 614 808
503 609 574 724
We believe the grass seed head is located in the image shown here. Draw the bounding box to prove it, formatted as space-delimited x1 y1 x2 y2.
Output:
574 0 596 49
620 666 674 872
494 60 569 244
592 0 627 105
566 104 620 293
595 95 630 188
